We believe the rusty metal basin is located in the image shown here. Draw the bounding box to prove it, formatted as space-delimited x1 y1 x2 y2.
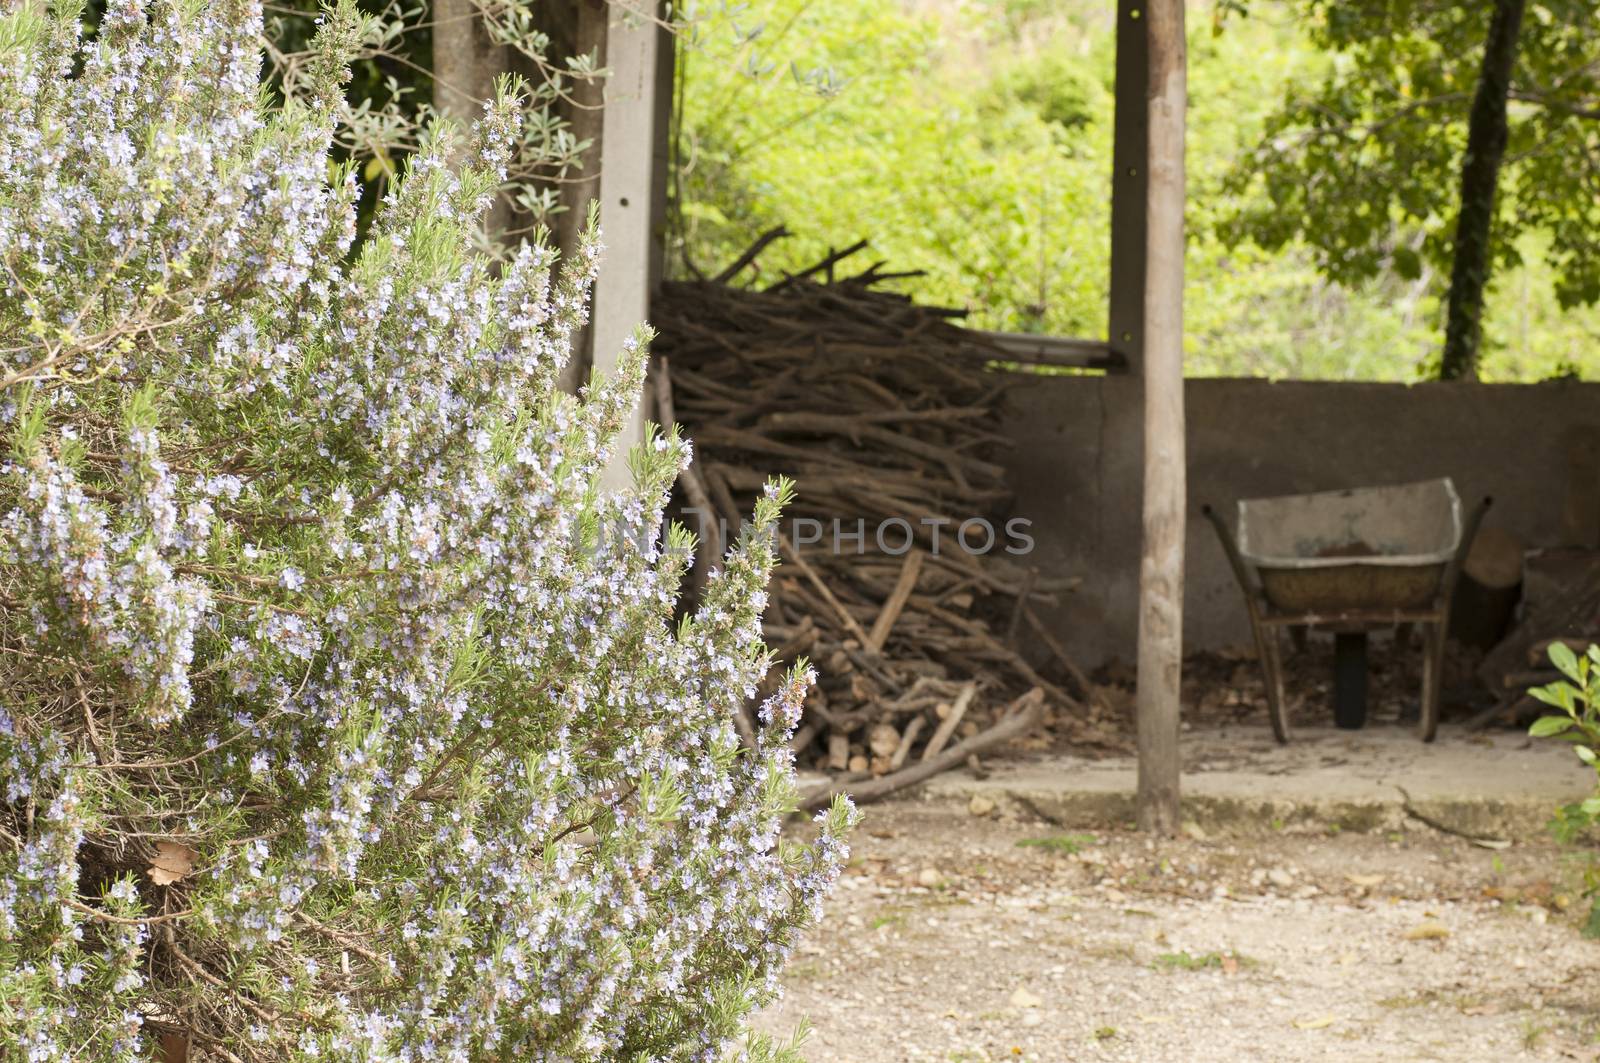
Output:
1237 479 1462 614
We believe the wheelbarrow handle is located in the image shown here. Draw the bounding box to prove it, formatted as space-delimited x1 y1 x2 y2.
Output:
1201 502 1263 603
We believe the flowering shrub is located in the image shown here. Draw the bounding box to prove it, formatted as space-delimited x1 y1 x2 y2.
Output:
0 2 853 1059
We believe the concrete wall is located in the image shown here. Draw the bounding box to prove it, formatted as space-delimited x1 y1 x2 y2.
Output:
1005 376 1600 665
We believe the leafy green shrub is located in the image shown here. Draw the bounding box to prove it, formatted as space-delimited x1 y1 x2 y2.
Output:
1528 642 1600 935
0 1 852 1058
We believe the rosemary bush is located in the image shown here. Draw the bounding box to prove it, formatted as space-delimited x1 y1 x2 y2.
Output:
0 1 852 1058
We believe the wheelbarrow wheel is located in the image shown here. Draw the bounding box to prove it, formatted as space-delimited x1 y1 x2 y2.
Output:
1333 632 1369 730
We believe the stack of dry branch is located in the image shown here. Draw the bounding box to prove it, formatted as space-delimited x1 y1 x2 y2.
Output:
650 242 1101 803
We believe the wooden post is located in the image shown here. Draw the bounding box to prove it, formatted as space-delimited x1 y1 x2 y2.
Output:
1107 0 1149 374
590 1 669 492
1134 0 1186 835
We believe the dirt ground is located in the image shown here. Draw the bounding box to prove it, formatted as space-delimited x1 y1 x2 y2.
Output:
754 798 1600 1062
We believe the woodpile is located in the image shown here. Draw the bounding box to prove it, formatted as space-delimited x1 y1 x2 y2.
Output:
1470 548 1600 729
650 240 1102 803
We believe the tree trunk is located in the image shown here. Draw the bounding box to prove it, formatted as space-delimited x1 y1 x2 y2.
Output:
1135 0 1187 836
556 0 610 394
433 0 511 235
433 0 509 126
1439 0 1526 381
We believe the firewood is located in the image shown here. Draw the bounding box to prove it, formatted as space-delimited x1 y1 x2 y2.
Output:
921 682 978 762
867 551 924 652
652 235 1100 781
889 717 925 771
801 690 1045 809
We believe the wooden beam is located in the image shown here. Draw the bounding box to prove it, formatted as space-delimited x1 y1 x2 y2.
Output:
1107 0 1150 375
590 1 669 491
964 330 1125 371
1135 0 1187 835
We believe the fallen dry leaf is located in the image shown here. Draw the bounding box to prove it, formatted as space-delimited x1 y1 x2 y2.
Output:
1221 955 1240 975
148 840 197 886
1292 1015 1336 1030
1404 922 1450 941
1345 873 1385 888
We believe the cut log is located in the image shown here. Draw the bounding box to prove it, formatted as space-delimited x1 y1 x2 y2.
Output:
1448 524 1523 650
826 732 850 772
802 690 1045 810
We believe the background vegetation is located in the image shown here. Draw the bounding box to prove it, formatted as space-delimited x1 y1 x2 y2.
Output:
672 0 1600 381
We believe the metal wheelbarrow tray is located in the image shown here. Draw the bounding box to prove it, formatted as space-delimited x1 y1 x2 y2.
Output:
1204 478 1491 744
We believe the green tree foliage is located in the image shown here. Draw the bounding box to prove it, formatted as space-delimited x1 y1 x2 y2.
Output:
0 1 851 1057
674 0 1109 337
1219 0 1600 376
673 0 1439 373
676 0 1600 380
261 0 606 240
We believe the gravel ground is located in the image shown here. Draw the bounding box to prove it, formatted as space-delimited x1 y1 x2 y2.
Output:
754 799 1600 1061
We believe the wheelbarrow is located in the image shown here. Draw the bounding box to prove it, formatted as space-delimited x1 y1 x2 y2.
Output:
1203 478 1491 744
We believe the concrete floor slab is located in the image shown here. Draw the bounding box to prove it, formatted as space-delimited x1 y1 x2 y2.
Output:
916 724 1596 838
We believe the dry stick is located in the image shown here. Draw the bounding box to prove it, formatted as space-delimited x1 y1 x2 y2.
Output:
701 464 744 531
74 671 108 765
789 722 818 756
920 681 977 762
655 268 1079 770
929 604 1079 710
888 716 926 771
802 689 1044 810
778 534 875 648
768 616 817 662
66 898 193 926
292 912 385 967
165 928 287 1027
867 550 924 652
660 359 753 748
769 239 871 291
755 412 1007 481
1005 567 1038 647
655 356 724 570
1023 605 1101 709
712 225 791 284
